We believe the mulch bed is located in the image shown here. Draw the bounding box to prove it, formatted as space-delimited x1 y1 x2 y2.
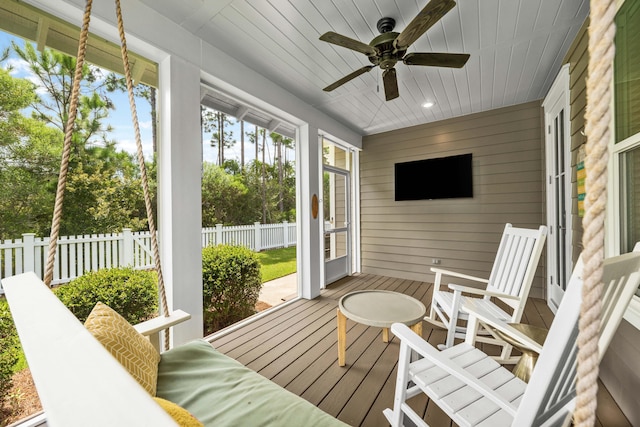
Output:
1 368 42 427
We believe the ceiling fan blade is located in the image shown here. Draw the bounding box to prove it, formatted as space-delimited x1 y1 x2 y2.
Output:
382 68 399 101
403 52 470 68
394 0 456 51
323 65 375 92
319 32 377 57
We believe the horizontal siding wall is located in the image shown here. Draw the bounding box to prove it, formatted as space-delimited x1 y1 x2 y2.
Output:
566 18 589 263
360 101 547 298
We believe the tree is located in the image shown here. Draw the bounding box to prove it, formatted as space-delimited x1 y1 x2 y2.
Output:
270 132 294 214
60 151 148 235
11 42 113 153
201 162 253 226
2 41 151 238
239 119 245 170
201 108 234 165
246 123 260 161
0 67 62 239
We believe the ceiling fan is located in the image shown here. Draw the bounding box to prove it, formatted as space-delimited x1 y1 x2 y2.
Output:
319 0 469 101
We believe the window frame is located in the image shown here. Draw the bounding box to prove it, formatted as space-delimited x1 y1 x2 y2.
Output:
608 0 640 328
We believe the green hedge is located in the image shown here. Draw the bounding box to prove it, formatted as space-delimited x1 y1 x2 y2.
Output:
54 267 158 324
202 244 262 334
0 298 20 403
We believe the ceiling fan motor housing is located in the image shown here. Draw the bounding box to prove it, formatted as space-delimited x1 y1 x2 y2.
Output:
376 17 396 33
369 31 405 69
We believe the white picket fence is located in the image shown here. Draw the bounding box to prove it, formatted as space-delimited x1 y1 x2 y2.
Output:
0 222 295 290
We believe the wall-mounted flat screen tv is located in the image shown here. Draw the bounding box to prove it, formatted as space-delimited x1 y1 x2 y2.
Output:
394 153 473 201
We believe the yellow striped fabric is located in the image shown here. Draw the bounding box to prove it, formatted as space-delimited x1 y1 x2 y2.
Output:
85 302 160 395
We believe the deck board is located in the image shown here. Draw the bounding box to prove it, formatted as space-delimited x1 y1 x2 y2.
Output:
208 273 630 427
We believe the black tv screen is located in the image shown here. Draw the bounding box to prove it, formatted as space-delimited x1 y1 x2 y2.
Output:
394 153 473 201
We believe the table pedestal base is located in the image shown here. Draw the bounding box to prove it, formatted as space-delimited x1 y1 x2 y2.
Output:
337 308 423 367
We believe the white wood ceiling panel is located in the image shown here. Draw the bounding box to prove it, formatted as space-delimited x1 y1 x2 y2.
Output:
353 0 389 38
453 66 472 117
492 46 513 108
224 2 326 85
479 0 500 49
203 11 322 103
415 68 446 116
526 28 574 99
479 48 497 111
496 1 520 43
315 0 376 42
148 0 589 136
441 69 465 117
502 39 532 104
138 0 203 26
515 1 543 39
514 34 550 105
463 52 483 114
555 0 588 23
458 0 481 53
537 0 564 31
439 5 465 53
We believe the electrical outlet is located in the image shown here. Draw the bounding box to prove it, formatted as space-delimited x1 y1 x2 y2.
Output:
432 259 441 265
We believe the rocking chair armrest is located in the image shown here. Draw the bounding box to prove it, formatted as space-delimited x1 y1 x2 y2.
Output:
462 303 543 353
390 323 519 417
447 284 520 301
430 267 489 290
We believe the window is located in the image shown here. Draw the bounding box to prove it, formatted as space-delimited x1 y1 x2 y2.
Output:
615 0 640 258
615 0 640 144
613 0 640 317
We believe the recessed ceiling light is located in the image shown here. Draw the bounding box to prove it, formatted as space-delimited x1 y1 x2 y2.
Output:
422 101 434 108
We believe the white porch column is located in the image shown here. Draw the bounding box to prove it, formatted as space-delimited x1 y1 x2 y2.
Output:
158 55 203 346
297 124 323 299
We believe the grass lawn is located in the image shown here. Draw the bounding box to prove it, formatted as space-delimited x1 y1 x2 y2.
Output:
256 246 296 282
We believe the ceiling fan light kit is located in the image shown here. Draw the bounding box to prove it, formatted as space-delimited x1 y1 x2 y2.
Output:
319 0 469 101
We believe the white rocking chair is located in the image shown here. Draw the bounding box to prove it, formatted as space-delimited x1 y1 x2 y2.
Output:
384 249 640 427
425 223 547 362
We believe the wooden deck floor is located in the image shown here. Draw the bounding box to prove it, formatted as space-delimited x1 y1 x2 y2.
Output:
208 273 630 427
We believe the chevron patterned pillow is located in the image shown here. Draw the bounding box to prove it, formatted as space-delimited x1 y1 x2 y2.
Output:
85 301 161 395
153 397 204 427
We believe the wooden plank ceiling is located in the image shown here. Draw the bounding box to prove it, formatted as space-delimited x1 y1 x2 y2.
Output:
139 0 589 136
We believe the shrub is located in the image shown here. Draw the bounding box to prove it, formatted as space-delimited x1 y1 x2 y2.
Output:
202 244 262 334
0 298 20 404
54 267 158 324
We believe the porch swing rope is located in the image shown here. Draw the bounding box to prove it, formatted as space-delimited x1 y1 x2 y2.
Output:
43 0 171 351
575 0 616 425
43 0 93 287
114 0 171 352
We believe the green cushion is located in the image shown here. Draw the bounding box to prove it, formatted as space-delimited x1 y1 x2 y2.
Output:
156 339 348 427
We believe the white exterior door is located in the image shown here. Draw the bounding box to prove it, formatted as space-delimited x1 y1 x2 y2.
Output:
323 165 351 285
543 64 572 313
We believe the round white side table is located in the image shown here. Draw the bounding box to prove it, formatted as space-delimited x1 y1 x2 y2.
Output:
337 290 426 366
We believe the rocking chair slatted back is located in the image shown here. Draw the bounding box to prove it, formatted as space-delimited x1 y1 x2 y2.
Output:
487 224 544 309
514 251 640 426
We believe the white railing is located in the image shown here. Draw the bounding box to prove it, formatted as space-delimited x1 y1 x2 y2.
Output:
0 222 295 290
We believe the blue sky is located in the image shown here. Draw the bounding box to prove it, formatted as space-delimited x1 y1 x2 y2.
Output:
0 30 290 165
